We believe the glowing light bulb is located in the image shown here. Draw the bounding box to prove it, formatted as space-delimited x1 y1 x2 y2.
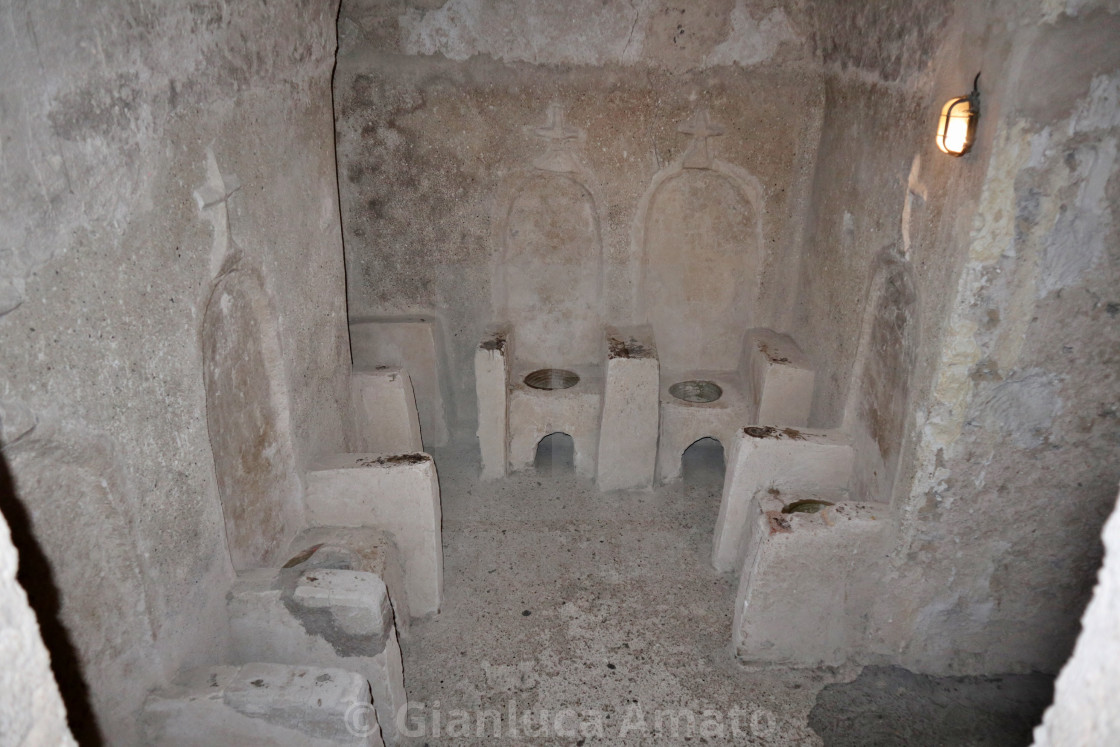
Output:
936 74 981 157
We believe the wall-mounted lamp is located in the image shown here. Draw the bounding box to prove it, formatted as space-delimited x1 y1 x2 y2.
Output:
936 73 981 157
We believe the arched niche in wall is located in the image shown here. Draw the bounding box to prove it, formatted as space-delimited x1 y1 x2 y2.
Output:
201 265 303 569
843 248 921 504
634 108 766 373
492 104 604 366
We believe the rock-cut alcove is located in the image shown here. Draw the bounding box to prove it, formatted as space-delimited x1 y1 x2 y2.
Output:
0 0 1118 744
201 266 305 570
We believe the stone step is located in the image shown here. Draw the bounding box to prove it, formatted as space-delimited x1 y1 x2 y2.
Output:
282 525 411 636
228 567 407 744
141 662 383 746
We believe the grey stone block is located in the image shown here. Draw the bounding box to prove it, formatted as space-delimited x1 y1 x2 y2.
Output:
142 662 382 746
228 568 407 744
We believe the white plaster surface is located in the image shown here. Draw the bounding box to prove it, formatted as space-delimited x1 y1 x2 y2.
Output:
350 369 424 454
306 454 443 616
657 371 752 484
0 510 76 747
597 328 659 491
744 328 815 427
733 494 886 667
1033 486 1120 746
474 332 508 480
507 364 603 480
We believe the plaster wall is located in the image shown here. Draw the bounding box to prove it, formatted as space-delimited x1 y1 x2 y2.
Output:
0 1 349 742
334 0 824 432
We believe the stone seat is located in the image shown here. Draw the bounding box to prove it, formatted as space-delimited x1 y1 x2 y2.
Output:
656 328 816 485
657 368 753 484
507 360 604 479
731 489 886 667
476 326 662 490
713 427 855 572
713 426 890 667
305 452 443 617
742 328 815 426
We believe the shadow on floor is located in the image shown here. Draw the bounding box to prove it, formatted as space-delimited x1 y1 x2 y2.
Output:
809 665 1054 746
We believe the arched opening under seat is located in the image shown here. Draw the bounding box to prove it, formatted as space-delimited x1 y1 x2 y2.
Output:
534 432 575 474
681 437 725 499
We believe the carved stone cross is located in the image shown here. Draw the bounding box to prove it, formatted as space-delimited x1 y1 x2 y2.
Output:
535 103 581 144
678 107 725 169
531 104 584 173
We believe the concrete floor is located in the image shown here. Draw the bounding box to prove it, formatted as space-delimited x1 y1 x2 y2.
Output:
400 438 1051 745
401 438 844 745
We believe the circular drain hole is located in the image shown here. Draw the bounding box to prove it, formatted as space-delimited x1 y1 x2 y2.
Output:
669 380 723 403
525 368 580 390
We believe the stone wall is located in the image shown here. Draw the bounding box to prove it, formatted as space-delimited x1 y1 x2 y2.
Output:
336 0 1120 679
334 0 823 429
791 0 1120 675
0 0 349 742
885 2 1120 675
3 4 1116 742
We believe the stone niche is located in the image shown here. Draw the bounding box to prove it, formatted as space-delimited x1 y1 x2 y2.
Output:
645 169 760 370
349 316 452 448
202 266 304 570
843 249 920 504
492 104 604 368
637 110 766 374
